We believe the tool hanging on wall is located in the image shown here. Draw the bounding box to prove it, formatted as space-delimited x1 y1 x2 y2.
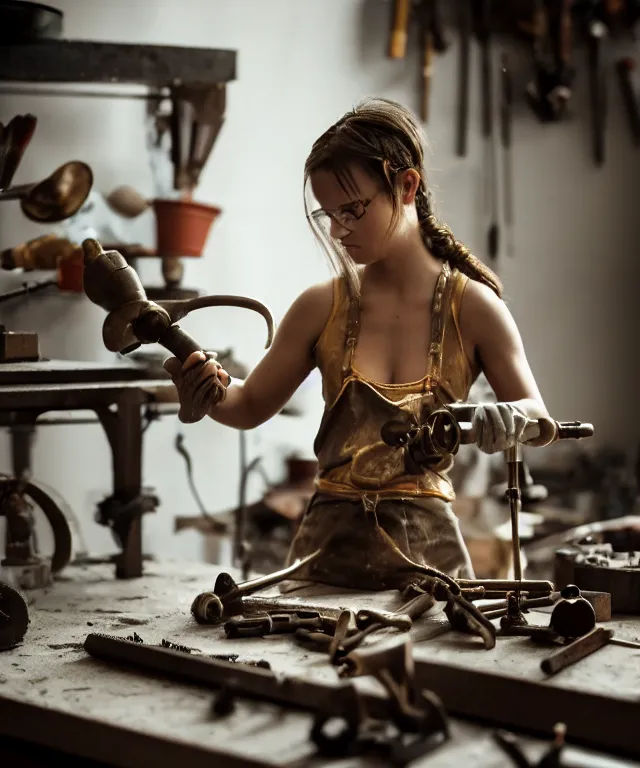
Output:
624 0 640 27
500 52 514 257
416 0 448 123
587 10 609 166
603 0 625 31
385 1 639 173
387 0 447 123
473 0 501 264
524 0 576 122
389 0 412 59
616 57 640 144
456 0 472 156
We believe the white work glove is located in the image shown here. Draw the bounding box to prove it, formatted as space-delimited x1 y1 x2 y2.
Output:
163 350 230 423
471 402 530 454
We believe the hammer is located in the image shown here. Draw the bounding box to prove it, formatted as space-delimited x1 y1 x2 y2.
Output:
81 238 274 423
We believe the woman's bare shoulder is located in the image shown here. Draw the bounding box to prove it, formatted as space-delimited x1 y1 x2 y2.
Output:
458 278 508 331
458 278 527 363
286 278 336 331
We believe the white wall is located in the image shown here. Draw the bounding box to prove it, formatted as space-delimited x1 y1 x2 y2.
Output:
0 0 637 564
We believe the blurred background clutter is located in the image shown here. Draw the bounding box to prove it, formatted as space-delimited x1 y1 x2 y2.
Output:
0 0 638 591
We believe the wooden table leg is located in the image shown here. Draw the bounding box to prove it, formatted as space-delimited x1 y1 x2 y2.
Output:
96 394 146 579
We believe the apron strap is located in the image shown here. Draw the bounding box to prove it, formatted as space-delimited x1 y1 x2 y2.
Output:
342 289 361 379
424 260 451 390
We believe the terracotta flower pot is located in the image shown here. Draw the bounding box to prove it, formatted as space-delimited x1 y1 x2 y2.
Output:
57 249 85 293
153 198 221 258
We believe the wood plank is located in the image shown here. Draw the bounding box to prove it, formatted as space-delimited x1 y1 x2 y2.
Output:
414 654 640 760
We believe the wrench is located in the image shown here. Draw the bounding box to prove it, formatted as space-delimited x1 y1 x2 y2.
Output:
191 550 322 624
224 610 338 639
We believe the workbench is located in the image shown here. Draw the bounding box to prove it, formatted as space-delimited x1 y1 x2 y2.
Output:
0 360 177 579
0 560 638 768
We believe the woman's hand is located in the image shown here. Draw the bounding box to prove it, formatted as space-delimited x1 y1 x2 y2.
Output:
471 402 530 454
163 351 231 424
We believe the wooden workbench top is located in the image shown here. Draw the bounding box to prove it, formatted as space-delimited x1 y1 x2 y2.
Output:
0 560 638 768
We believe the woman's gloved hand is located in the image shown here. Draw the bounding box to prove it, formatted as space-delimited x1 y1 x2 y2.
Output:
471 402 530 454
163 350 231 424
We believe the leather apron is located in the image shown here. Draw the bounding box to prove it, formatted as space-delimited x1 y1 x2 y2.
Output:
284 261 478 592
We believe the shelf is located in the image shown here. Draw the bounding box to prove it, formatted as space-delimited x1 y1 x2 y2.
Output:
0 39 236 87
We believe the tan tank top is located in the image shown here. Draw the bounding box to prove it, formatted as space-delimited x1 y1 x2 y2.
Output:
311 261 477 502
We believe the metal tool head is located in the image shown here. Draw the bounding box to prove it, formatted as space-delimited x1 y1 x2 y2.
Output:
0 581 29 650
21 160 93 222
82 238 164 354
549 584 597 640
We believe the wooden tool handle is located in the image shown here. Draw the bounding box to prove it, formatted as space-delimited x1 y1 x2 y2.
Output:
558 0 573 64
421 31 434 122
541 627 613 676
604 0 623 17
389 0 411 59
616 58 640 144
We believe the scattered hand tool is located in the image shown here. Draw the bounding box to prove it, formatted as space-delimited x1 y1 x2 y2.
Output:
548 584 597 638
495 718 632 768
81 238 274 423
538 613 640 677
382 405 593 625
334 635 450 764
321 590 436 662
289 584 556 660
489 583 640 675
494 721 566 768
206 412 592 650
190 549 322 624
499 584 596 638
540 626 613 675
84 631 450 764
0 581 29 650
224 609 339 639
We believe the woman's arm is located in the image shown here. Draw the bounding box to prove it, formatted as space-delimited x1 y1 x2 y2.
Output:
206 280 334 430
459 281 549 418
458 281 557 448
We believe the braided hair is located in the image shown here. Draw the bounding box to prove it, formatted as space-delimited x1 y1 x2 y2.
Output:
304 97 502 299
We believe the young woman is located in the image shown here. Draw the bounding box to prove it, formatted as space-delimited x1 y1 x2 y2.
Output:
164 98 557 593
